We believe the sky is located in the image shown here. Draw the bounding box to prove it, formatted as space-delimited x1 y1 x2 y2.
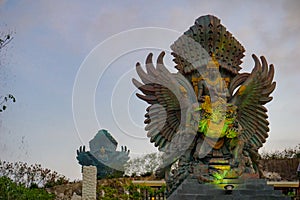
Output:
0 0 300 180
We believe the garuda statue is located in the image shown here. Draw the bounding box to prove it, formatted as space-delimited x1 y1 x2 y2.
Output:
133 15 276 195
76 129 130 179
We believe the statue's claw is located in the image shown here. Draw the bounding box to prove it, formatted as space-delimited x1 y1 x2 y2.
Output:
77 145 86 155
121 145 130 155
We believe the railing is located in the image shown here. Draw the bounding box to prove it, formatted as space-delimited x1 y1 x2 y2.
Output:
132 180 166 200
268 181 300 200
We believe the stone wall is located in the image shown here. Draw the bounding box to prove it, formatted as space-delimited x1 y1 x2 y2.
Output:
46 166 97 200
46 182 82 200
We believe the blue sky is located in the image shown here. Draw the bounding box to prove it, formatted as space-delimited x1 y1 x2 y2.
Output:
0 0 299 180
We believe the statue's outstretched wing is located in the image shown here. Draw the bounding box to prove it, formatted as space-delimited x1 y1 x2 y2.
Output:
132 51 198 152
230 54 276 149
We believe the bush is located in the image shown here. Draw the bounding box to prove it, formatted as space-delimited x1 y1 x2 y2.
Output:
0 176 55 200
124 152 162 177
96 178 166 200
260 144 300 159
0 160 69 188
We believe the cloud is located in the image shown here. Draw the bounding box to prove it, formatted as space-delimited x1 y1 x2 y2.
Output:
0 0 7 6
282 0 300 35
84 5 141 48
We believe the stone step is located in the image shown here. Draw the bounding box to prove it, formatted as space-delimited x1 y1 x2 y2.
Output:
235 189 286 196
238 184 274 190
167 178 290 200
178 186 284 195
177 187 224 195
169 194 290 200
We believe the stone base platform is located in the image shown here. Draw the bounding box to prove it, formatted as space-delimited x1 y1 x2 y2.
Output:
168 177 290 200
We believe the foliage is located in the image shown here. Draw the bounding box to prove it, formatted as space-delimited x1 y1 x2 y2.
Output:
0 160 69 188
0 94 16 112
260 144 300 159
0 176 55 200
124 182 166 200
0 33 12 49
124 152 162 176
96 178 166 200
0 33 16 112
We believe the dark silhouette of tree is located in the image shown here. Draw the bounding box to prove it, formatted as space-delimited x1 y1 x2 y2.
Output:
0 33 15 112
0 34 12 48
260 144 300 159
0 160 69 188
124 152 162 176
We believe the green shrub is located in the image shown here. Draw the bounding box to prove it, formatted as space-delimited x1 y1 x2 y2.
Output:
0 176 55 200
96 178 166 200
0 160 69 188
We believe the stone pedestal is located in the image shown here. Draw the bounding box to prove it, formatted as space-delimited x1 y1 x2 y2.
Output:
82 166 97 200
168 177 290 200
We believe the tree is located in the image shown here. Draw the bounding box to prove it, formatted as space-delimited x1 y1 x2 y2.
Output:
124 152 162 177
0 176 55 200
0 33 15 112
0 33 12 48
260 144 300 159
0 160 69 188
